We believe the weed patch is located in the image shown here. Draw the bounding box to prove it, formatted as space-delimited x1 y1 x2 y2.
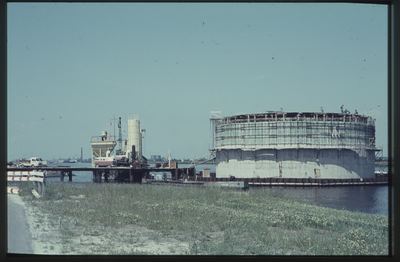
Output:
22 182 388 255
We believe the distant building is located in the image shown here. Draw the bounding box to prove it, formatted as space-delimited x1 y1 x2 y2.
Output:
151 155 162 161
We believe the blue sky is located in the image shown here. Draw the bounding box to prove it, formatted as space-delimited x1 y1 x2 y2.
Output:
7 2 388 161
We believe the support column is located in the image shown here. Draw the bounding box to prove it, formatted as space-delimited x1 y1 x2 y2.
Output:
68 171 72 182
105 171 109 182
94 170 101 182
60 172 64 182
129 169 133 182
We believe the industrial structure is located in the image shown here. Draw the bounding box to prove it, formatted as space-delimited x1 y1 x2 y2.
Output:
90 131 117 161
210 110 379 179
89 115 193 182
90 115 147 181
7 111 387 186
127 115 144 162
90 115 146 166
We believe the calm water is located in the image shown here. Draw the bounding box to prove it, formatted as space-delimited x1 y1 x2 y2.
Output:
45 162 388 216
254 185 388 216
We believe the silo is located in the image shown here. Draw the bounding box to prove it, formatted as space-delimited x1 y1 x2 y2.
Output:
211 111 378 179
127 115 142 161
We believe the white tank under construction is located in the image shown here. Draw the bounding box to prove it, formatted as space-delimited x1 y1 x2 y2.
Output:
210 110 379 179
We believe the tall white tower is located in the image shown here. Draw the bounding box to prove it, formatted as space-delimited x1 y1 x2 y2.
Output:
127 115 142 161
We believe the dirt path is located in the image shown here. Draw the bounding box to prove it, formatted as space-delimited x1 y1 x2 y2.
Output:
7 194 34 254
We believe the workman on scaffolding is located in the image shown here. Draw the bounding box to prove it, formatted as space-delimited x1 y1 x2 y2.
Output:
162 171 167 181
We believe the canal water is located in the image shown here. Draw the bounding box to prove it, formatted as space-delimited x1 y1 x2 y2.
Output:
44 162 389 217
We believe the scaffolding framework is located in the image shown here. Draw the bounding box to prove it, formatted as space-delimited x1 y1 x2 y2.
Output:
212 112 376 151
210 111 378 179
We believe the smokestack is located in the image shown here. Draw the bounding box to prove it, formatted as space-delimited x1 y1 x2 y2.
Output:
81 148 83 162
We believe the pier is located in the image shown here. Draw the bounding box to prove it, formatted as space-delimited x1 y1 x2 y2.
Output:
6 166 195 183
192 176 389 187
7 166 389 187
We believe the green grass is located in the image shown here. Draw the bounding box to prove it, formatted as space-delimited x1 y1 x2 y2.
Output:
18 181 388 255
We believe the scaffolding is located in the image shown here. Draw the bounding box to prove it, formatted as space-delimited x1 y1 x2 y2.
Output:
211 111 376 151
211 111 378 179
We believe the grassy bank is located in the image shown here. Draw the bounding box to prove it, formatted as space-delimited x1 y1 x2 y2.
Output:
18 182 388 255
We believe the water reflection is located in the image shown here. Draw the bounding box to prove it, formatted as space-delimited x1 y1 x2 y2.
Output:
44 162 388 216
255 185 388 216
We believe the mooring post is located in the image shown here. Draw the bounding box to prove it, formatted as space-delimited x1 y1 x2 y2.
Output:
129 169 133 182
68 171 72 182
94 170 101 182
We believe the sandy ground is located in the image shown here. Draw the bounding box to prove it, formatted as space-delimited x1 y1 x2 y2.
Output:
18 194 193 255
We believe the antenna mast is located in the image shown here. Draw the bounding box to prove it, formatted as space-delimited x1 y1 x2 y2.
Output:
111 115 118 142
118 117 122 152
